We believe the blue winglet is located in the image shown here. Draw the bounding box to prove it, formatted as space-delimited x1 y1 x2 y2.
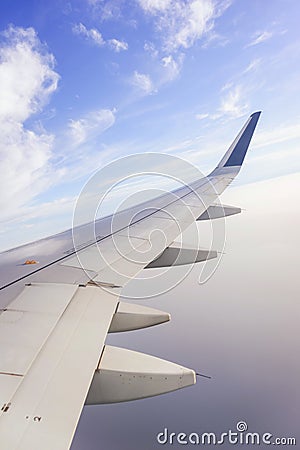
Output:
223 111 261 167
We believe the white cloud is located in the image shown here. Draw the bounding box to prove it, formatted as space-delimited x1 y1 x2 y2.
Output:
138 0 228 52
138 0 172 13
73 23 128 52
108 38 128 52
0 25 59 122
196 85 248 121
196 113 209 120
161 54 184 81
87 0 100 4
218 85 248 117
0 26 116 226
221 81 233 92
72 22 105 46
0 25 59 220
139 1 231 87
243 58 261 74
131 71 156 94
247 30 273 47
87 0 123 21
142 46 184 88
144 41 158 58
68 109 116 146
201 30 230 48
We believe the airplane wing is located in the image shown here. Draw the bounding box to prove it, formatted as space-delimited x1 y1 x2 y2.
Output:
0 112 261 449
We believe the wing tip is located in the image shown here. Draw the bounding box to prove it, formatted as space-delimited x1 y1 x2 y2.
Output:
250 110 262 118
222 110 261 168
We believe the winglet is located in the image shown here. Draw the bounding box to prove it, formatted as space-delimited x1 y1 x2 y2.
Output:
216 111 261 169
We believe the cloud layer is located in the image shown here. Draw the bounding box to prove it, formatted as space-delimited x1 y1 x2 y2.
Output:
0 25 59 218
0 25 117 229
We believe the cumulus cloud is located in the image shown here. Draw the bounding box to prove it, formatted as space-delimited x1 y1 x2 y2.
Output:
68 109 116 146
246 30 273 47
219 85 248 117
0 25 59 122
196 85 248 121
144 41 158 58
131 71 156 94
73 23 128 52
137 0 172 13
0 25 59 219
108 38 128 52
138 2 231 88
72 22 104 46
138 0 226 52
87 0 123 21
161 54 184 81
130 55 182 95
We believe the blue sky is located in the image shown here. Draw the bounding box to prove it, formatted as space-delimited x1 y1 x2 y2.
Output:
0 0 300 250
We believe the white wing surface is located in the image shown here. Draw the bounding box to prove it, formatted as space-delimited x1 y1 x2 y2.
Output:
0 112 261 449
